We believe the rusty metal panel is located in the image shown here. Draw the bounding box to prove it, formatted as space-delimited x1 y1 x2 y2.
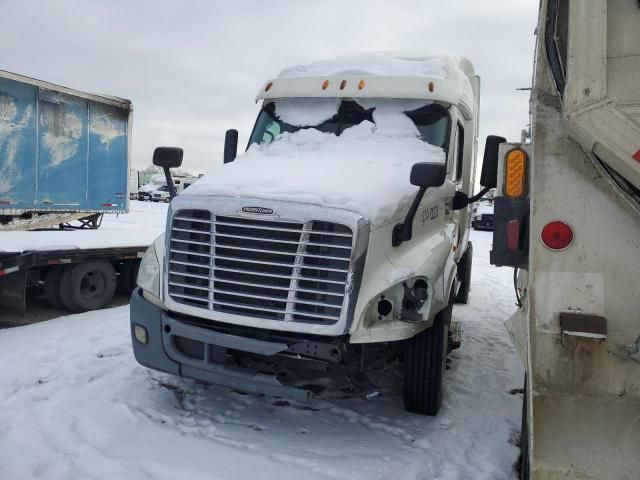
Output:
0 77 37 209
37 90 89 210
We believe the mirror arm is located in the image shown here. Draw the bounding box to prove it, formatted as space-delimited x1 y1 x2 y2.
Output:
392 186 427 247
162 167 177 199
467 186 491 204
452 186 491 211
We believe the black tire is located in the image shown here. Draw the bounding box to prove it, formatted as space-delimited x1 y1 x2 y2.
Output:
403 302 451 415
454 241 473 304
44 266 65 308
58 260 117 313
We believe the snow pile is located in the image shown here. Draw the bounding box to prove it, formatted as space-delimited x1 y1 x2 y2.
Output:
0 230 524 480
0 201 168 253
278 52 450 80
188 121 445 225
275 98 341 127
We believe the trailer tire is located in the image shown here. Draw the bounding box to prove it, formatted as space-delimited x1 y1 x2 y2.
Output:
454 241 473 304
44 266 65 308
403 302 450 415
58 260 117 313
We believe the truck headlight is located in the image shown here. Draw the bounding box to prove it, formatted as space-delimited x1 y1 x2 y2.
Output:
137 244 160 298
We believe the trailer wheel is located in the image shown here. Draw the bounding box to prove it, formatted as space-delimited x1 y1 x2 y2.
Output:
58 260 117 313
403 301 450 415
454 241 473 304
44 266 65 308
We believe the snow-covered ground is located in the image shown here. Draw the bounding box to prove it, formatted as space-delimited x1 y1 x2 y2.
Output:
0 230 524 480
0 201 168 253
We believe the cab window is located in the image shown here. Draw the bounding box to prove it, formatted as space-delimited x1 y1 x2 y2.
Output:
454 123 464 182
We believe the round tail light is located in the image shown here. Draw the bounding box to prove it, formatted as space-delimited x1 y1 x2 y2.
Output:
541 221 574 250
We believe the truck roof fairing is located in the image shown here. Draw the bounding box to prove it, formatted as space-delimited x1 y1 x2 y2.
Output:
255 52 476 120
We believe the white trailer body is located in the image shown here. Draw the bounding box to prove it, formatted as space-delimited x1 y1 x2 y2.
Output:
491 1 640 478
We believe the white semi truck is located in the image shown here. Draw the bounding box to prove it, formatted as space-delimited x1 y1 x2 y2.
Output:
130 52 495 415
489 0 640 478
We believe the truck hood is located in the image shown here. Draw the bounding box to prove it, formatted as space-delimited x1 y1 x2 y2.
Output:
186 121 445 226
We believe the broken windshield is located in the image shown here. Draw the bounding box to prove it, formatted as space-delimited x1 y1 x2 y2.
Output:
248 99 451 151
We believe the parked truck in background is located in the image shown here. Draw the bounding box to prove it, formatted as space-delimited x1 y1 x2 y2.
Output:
137 174 199 202
488 0 640 478
0 70 146 316
131 52 497 415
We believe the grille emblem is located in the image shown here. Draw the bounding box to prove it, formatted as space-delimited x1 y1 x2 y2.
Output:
241 206 274 215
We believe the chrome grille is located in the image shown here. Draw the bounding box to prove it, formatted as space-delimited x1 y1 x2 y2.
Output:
168 210 354 325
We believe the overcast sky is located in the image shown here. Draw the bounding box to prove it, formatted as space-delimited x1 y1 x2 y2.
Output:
0 0 538 175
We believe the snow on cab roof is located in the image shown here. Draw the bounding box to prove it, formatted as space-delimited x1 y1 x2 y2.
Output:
256 52 476 118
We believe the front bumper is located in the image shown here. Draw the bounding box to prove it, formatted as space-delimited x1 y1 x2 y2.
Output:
130 288 321 400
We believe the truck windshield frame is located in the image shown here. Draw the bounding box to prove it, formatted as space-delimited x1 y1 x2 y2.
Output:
247 99 452 153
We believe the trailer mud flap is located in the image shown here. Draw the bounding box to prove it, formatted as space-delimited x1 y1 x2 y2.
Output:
0 269 27 314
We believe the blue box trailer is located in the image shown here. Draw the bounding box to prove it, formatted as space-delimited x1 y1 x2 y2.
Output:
0 70 144 317
0 69 132 216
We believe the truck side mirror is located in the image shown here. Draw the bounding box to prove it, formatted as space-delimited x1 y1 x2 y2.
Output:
224 129 238 164
153 146 183 199
153 146 183 169
480 135 506 189
410 162 447 188
393 163 446 247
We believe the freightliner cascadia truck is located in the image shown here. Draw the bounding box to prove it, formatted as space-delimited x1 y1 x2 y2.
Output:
131 52 498 415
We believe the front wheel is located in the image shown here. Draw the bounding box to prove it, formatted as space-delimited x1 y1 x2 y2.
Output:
403 302 450 415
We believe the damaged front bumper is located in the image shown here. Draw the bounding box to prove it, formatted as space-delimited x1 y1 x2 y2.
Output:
130 288 345 401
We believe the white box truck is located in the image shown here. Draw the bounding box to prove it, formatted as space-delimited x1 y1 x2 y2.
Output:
487 1 640 478
130 52 495 415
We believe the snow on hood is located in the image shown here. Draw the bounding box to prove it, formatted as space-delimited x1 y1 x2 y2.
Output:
186 121 445 225
278 52 449 80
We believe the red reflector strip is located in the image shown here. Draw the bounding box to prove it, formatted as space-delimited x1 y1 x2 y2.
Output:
0 266 19 276
47 259 72 265
102 203 117 207
0 200 13 204
633 150 640 163
506 219 520 251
